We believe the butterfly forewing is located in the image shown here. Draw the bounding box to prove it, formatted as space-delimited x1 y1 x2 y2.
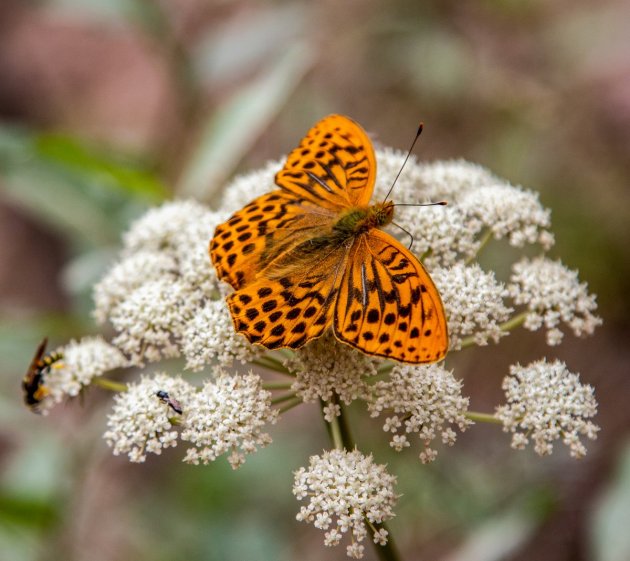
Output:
226 242 350 349
210 190 333 289
334 230 448 363
275 115 376 210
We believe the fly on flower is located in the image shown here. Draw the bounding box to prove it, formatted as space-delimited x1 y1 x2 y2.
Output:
22 337 63 413
156 390 183 415
210 115 448 364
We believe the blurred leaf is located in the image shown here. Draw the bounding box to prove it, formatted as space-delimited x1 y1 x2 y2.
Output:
34 134 169 202
443 510 538 561
0 126 165 247
193 4 307 88
591 441 630 561
0 495 57 528
176 43 314 203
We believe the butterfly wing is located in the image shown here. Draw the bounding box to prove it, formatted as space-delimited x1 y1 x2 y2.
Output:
275 114 376 210
226 240 350 349
210 190 334 290
334 230 448 364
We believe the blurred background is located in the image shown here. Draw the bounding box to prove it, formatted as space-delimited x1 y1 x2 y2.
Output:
1 1 629 560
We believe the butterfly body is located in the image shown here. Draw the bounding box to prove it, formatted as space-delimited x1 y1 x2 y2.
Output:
210 115 448 364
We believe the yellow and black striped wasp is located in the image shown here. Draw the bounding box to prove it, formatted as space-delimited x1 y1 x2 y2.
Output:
22 338 63 413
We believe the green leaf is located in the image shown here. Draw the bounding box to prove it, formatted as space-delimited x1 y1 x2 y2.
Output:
591 443 630 561
34 133 169 202
0 125 167 246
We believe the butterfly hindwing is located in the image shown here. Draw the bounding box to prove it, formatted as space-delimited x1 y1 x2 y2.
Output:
334 230 448 363
226 242 350 349
275 114 376 211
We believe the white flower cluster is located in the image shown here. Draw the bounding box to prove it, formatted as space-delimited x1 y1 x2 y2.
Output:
293 449 397 559
432 263 512 349
181 300 262 372
495 359 599 458
41 336 128 413
92 200 257 367
372 153 554 269
509 257 602 345
103 370 278 467
104 373 196 463
283 333 378 419
368 364 471 463
180 372 278 469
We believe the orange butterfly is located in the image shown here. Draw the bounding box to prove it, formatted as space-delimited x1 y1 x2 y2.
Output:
209 115 448 364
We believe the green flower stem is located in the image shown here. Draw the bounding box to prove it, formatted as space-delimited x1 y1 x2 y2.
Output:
271 392 298 406
371 521 402 561
321 398 403 561
252 357 294 376
466 411 502 425
328 412 344 450
92 378 128 392
278 397 303 414
336 401 355 451
263 381 293 391
499 311 529 333
459 310 530 349
466 228 493 265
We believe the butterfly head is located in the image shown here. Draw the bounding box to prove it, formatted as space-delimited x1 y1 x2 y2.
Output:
369 200 395 229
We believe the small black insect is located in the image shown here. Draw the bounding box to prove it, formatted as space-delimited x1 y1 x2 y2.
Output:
156 390 183 415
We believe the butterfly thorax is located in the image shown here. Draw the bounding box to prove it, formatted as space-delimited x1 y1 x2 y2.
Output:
333 201 394 239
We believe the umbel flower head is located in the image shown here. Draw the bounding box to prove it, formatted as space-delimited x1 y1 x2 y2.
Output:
509 257 602 346
40 336 128 414
92 200 259 367
293 449 397 559
368 363 471 463
496 359 599 458
180 371 278 469
104 372 196 463
284 332 378 420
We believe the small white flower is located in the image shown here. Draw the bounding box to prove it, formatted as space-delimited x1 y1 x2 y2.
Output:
180 371 278 469
495 359 599 458
111 279 196 366
181 299 261 371
122 200 218 256
368 364 471 462
372 155 553 268
458 184 553 250
432 263 512 349
92 251 178 325
293 449 397 559
373 153 499 201
284 333 378 409
41 337 128 412
322 402 341 422
104 373 196 463
218 160 280 212
508 257 602 345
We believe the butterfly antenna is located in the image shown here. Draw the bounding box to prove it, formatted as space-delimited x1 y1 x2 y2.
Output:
382 122 424 203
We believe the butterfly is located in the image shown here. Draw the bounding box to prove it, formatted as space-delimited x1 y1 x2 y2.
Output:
209 114 448 364
23 337 63 412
